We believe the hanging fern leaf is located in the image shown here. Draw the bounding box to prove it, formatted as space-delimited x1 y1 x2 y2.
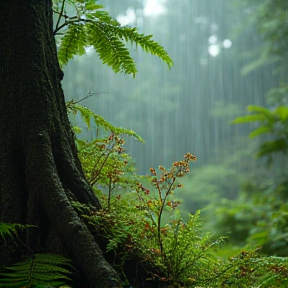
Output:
57 23 87 66
0 253 73 288
54 0 173 74
87 22 137 76
111 25 173 69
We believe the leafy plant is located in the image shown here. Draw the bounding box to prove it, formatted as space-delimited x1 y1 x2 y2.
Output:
67 100 144 211
64 97 288 286
0 224 73 287
0 222 31 243
0 254 73 288
52 0 173 75
240 0 288 76
135 154 200 277
232 104 288 158
210 100 288 255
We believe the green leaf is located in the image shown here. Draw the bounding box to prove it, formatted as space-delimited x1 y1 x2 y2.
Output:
0 222 32 242
55 3 173 73
249 125 272 138
247 105 272 117
248 230 268 246
232 114 268 124
85 3 103 11
0 254 73 288
257 139 287 157
274 106 288 122
86 22 137 75
58 24 87 66
67 101 144 142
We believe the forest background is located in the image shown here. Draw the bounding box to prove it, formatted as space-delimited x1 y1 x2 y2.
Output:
63 0 288 256
0 0 288 287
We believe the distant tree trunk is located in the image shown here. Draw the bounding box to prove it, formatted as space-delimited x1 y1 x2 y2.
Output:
0 0 121 286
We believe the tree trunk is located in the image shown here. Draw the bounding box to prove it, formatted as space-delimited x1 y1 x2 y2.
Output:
0 0 121 286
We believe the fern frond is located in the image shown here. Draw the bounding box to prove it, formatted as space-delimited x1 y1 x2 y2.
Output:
0 222 30 242
54 0 173 74
66 101 144 142
0 253 73 288
87 22 137 76
112 25 173 69
58 23 87 66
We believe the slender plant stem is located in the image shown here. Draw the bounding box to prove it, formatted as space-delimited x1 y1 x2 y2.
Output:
156 177 176 258
54 0 66 34
90 145 114 186
107 176 112 210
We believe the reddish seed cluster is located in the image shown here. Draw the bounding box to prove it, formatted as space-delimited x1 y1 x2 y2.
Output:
106 133 126 154
117 146 124 154
150 167 156 175
166 200 181 210
149 153 197 185
137 182 150 195
173 152 197 177
184 152 197 161
108 133 115 140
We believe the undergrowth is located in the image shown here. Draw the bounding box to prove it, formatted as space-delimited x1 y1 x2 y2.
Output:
1 102 288 287
70 103 288 287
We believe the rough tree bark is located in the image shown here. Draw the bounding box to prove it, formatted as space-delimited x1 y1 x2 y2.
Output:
0 0 121 287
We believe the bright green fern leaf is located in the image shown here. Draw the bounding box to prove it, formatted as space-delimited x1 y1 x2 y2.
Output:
57 23 87 66
54 0 173 74
0 253 73 288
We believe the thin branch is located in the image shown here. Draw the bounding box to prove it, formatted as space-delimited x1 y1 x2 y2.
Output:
54 18 94 35
73 91 103 105
54 0 66 35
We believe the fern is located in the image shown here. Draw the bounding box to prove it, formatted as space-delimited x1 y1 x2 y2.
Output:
53 0 173 74
0 222 31 242
57 23 87 65
0 254 73 288
66 100 144 142
113 25 173 68
86 22 137 75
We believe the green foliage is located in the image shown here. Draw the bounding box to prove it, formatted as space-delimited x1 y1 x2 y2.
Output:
240 0 288 76
211 0 288 260
73 129 288 286
0 254 73 288
53 0 173 75
210 110 288 259
67 100 143 212
266 82 288 106
65 102 288 286
72 150 229 286
0 222 31 242
214 250 288 288
224 180 288 256
66 97 143 140
232 104 288 157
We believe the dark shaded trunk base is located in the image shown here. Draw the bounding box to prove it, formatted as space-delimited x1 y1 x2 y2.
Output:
0 1 121 287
